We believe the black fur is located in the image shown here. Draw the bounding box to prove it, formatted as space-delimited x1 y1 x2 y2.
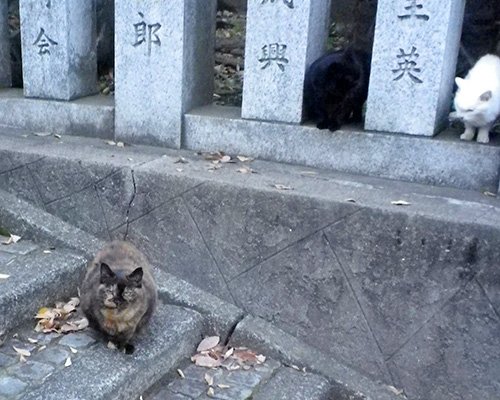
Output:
304 48 371 131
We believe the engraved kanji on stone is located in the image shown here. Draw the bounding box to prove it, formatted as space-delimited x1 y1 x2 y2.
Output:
133 12 162 56
392 46 423 83
398 0 429 21
33 28 58 55
261 0 294 9
259 43 289 71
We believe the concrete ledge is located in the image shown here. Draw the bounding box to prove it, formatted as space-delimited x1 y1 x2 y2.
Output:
0 89 114 139
184 105 500 193
230 316 401 400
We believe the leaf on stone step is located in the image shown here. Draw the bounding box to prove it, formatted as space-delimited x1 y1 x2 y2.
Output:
197 336 220 352
388 385 404 396
70 347 78 354
33 132 52 137
105 140 117 146
290 364 300 371
193 354 221 368
0 274 10 279
483 191 497 198
220 155 231 163
223 348 234 359
116 142 125 148
2 234 21 245
237 167 250 174
256 354 266 364
391 200 411 206
43 250 51 254
54 134 61 139
205 373 214 386
217 384 230 389
237 156 253 162
27 338 38 344
177 369 185 379
176 168 184 172
19 355 26 364
345 198 356 203
65 357 72 367
301 171 318 176
38 345 47 352
107 341 117 350
13 346 31 357
272 184 293 191
174 157 188 164
207 387 215 397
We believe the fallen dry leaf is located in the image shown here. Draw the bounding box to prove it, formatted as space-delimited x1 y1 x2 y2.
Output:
176 168 184 172
237 167 250 174
43 250 51 254
2 234 21 245
34 132 52 137
174 157 188 164
65 357 72 367
223 348 234 359
54 134 61 139
13 346 31 357
177 369 185 379
27 338 38 344
207 387 215 398
391 200 411 206
483 191 497 198
193 354 221 368
12 333 18 338
197 336 220 352
107 341 117 350
116 142 125 148
220 155 231 163
388 385 404 396
19 355 26 364
345 198 356 203
0 274 10 279
205 373 214 386
301 171 318 176
69 347 78 354
237 156 253 163
105 140 116 146
273 184 293 191
290 364 300 371
217 384 230 389
38 345 47 352
34 297 88 334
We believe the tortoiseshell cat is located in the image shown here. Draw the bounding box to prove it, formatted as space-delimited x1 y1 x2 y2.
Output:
81 241 157 354
304 48 371 131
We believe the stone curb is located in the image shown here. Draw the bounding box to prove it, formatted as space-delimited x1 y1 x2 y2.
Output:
229 315 403 400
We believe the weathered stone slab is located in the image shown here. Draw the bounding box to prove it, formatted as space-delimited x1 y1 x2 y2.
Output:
388 281 500 400
115 0 216 148
229 232 389 382
0 0 11 88
242 0 331 123
19 0 97 100
365 0 466 136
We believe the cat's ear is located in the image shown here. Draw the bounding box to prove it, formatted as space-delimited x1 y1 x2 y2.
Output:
100 263 116 284
127 267 143 287
480 90 492 102
455 77 464 89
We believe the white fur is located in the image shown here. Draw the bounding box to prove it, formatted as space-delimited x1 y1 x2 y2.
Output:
454 54 500 143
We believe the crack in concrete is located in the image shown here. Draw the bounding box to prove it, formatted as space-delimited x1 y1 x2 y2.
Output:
476 275 500 320
123 169 137 241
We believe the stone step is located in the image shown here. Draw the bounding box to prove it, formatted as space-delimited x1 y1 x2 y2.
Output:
0 244 88 330
1 303 204 400
252 368 332 400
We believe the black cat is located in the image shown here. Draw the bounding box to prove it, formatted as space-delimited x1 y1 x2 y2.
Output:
304 48 371 132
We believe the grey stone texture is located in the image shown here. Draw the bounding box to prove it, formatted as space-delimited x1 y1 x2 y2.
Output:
0 248 87 329
7 361 55 382
0 1 11 88
365 0 466 136
2 131 500 399
58 333 96 349
242 0 331 123
0 90 114 139
0 376 27 397
184 106 500 193
115 0 216 148
19 0 97 100
253 368 331 400
21 304 204 400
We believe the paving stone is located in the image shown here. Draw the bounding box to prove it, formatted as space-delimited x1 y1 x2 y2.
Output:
0 252 15 264
0 352 16 368
199 385 253 400
167 377 207 398
3 341 38 357
8 360 55 381
152 391 191 400
0 376 27 397
0 241 38 255
35 333 62 346
223 370 264 388
58 333 96 349
35 347 70 365
252 368 331 400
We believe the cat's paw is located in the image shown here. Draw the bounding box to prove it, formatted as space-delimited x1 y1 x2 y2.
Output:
124 343 135 354
460 131 475 141
316 120 329 130
477 135 490 144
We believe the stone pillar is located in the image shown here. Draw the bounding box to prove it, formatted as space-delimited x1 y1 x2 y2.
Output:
242 0 331 124
19 0 97 100
0 1 11 88
115 0 216 148
365 0 466 136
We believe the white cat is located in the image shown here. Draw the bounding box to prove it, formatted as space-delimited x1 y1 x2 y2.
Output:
454 54 500 144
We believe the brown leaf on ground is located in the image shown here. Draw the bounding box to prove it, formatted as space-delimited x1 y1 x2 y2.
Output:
272 184 293 191
34 297 88 334
197 336 220 352
237 156 253 162
0 274 10 280
13 346 31 357
1 234 21 245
